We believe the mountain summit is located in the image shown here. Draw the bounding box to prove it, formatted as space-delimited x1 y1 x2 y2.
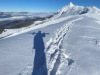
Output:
53 2 100 19
68 2 74 7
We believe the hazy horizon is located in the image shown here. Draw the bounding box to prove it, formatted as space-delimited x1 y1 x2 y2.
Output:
0 0 100 12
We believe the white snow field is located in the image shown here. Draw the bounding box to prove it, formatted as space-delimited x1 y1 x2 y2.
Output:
0 2 100 75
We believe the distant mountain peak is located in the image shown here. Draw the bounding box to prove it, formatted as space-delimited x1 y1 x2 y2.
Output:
91 6 98 9
68 2 74 7
53 2 100 19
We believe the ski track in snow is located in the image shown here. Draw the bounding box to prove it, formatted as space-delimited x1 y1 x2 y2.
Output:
18 17 83 75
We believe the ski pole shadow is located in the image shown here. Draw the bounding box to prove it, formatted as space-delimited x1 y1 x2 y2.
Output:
32 31 49 75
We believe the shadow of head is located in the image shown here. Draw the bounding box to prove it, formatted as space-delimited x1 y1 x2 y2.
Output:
30 31 49 36
33 31 49 51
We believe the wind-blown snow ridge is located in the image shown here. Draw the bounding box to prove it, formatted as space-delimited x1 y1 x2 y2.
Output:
19 17 83 75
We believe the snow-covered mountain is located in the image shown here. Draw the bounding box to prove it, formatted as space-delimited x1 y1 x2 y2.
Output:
0 2 100 75
52 2 100 19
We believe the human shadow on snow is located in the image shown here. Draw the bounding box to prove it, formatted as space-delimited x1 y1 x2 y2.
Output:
32 31 49 75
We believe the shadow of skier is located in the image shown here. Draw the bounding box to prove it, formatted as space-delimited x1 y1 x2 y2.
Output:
32 31 49 75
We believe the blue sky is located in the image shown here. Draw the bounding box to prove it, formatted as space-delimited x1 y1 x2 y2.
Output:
0 0 100 12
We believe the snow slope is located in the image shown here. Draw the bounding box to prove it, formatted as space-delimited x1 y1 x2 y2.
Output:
0 2 100 75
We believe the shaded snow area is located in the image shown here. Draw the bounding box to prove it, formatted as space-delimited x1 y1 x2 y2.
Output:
1 3 100 75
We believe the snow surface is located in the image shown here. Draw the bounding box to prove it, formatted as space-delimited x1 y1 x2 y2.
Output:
0 2 100 75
